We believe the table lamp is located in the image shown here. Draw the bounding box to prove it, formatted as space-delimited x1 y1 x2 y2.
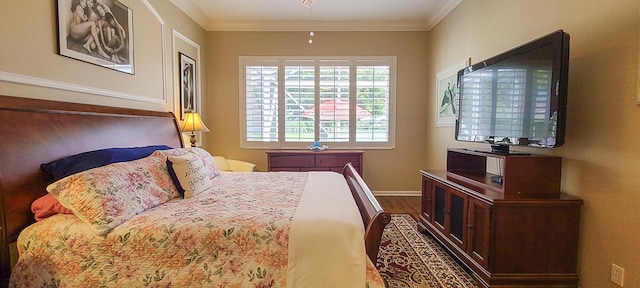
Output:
180 112 209 147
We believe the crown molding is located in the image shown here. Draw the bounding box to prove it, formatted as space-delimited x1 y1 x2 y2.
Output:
425 0 463 31
170 0 462 32
169 0 210 28
205 20 430 32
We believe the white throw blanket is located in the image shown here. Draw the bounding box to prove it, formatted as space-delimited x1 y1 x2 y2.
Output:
286 172 367 288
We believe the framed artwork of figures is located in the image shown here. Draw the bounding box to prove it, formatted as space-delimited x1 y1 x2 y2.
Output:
179 53 197 120
56 0 134 74
436 59 469 127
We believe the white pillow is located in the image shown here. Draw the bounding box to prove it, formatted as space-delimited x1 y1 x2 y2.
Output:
167 150 213 198
160 148 221 179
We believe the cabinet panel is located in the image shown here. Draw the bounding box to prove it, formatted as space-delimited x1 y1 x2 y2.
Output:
316 154 360 167
448 189 467 249
270 167 302 172
420 177 432 223
429 179 467 251
270 155 314 168
468 198 491 269
328 167 345 173
301 167 331 172
267 151 363 174
433 183 446 232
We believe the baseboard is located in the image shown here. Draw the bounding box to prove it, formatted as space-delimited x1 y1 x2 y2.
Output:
373 191 421 197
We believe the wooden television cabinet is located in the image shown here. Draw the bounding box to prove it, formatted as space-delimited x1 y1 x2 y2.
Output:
418 148 582 288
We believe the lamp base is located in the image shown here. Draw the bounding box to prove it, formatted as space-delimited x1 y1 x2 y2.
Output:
189 133 197 147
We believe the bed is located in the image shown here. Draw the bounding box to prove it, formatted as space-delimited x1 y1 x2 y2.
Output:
0 95 391 287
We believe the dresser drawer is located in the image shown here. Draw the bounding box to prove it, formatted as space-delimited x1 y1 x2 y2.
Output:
270 167 302 172
301 167 331 172
267 150 363 174
269 154 315 168
315 154 361 167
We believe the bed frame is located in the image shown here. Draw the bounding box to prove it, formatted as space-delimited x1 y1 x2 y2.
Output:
0 95 390 286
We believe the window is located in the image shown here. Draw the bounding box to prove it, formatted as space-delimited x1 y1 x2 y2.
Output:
240 57 396 149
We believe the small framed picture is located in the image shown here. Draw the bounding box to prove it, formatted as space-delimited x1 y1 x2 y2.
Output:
56 0 135 74
179 53 197 120
436 59 470 127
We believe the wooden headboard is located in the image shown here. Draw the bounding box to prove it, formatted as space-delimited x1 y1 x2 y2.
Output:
0 96 183 286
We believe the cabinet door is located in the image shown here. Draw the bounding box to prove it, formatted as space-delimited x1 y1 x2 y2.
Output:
447 188 468 250
432 182 468 251
432 182 447 234
420 177 433 223
468 198 491 269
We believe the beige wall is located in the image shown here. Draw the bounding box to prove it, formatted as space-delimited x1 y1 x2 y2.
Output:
427 0 640 287
205 31 429 192
3 0 640 286
0 0 207 118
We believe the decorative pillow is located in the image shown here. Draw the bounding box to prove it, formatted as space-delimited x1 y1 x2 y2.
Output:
46 152 179 235
167 151 213 198
31 193 74 221
159 148 221 179
41 145 173 181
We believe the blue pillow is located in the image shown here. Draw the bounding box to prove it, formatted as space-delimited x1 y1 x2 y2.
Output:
41 145 173 181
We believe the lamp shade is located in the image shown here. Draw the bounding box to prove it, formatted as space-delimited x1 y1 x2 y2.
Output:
180 112 210 133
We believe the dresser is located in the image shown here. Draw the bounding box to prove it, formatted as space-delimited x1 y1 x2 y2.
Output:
266 150 363 174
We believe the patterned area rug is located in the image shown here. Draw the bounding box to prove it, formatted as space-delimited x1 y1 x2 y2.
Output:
376 214 478 288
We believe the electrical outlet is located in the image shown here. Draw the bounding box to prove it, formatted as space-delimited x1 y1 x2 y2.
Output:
611 263 624 287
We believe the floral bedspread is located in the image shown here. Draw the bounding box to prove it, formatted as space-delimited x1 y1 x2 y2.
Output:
10 172 384 288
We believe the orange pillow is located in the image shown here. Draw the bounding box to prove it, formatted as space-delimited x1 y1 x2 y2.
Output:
31 194 74 221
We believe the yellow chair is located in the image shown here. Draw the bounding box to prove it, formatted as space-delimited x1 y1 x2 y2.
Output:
213 156 257 172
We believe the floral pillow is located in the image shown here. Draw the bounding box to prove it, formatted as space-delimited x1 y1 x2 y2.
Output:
47 152 180 236
167 150 213 198
158 148 221 179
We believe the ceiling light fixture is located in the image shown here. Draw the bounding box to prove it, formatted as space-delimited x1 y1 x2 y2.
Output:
301 0 315 44
301 0 314 8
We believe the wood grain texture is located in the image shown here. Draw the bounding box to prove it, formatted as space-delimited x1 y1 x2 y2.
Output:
343 163 390 262
0 95 183 286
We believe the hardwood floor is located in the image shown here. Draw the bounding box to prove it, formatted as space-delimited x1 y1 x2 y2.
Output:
376 196 421 220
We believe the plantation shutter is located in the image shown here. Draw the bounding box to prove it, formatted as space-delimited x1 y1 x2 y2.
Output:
284 64 315 142
356 65 390 142
245 65 279 142
240 56 396 149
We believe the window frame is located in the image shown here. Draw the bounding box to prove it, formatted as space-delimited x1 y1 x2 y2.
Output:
239 56 397 150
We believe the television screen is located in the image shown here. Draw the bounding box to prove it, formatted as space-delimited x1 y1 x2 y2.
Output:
455 30 570 154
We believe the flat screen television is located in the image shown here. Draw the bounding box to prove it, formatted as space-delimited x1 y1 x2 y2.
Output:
455 30 570 154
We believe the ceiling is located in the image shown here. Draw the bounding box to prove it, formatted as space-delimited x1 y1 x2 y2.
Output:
168 0 462 32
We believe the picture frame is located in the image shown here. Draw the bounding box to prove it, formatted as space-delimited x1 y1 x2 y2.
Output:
56 0 134 74
436 59 470 127
179 53 197 120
